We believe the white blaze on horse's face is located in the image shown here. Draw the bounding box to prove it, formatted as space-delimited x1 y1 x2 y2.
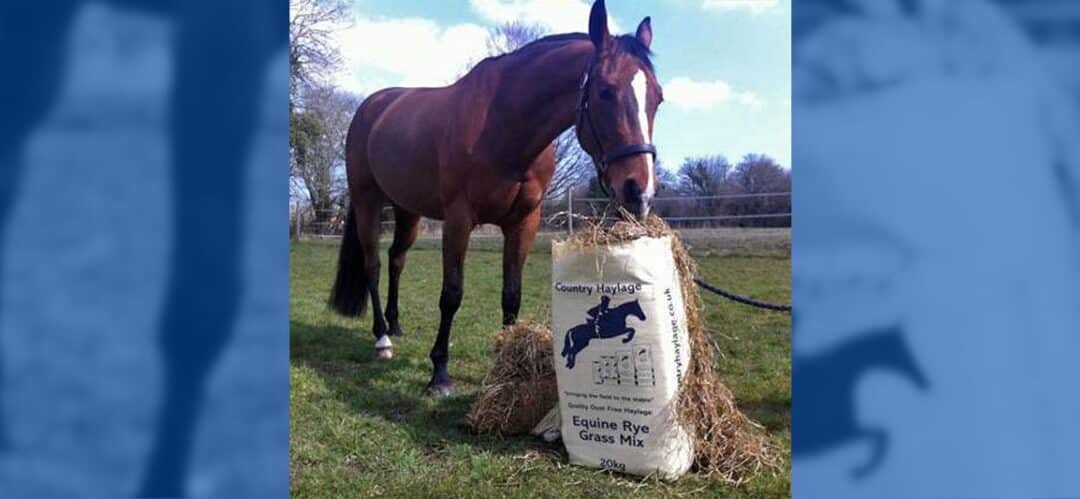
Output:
631 69 655 212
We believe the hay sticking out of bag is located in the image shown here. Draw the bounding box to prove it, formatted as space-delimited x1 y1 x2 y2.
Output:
465 322 558 436
565 212 778 484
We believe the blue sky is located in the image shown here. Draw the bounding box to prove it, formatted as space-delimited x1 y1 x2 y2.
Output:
332 0 790 169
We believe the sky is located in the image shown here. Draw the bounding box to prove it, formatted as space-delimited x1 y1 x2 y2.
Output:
332 0 791 169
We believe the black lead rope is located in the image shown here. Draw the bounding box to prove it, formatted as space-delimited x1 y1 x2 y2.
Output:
694 277 792 313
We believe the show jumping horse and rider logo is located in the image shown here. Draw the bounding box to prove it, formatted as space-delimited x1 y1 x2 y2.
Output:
561 295 647 369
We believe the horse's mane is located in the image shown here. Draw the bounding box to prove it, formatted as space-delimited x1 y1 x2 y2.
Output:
478 32 654 72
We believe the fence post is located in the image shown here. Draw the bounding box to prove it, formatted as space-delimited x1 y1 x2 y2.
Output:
567 189 574 235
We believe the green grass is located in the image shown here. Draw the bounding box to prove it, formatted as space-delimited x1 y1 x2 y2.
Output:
291 234 790 498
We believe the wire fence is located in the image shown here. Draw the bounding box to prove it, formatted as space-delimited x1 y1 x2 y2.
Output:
561 191 791 233
290 191 791 239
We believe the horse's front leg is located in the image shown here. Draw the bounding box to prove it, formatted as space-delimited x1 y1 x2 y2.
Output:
428 208 473 396
622 327 636 343
500 208 540 326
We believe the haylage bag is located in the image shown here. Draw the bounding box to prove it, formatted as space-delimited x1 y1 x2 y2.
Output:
551 235 693 478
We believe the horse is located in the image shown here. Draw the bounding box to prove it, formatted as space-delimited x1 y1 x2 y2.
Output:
330 0 664 395
0 2 283 496
561 298 646 369
792 326 929 478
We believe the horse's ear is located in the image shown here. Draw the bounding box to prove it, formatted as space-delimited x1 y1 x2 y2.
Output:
589 0 610 50
636 16 652 48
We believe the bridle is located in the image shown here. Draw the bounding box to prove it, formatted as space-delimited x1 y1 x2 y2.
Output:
576 58 657 197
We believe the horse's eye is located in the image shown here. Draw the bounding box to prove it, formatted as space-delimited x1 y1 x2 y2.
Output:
598 87 615 101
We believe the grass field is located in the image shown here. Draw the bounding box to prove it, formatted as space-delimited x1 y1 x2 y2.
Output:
290 230 790 497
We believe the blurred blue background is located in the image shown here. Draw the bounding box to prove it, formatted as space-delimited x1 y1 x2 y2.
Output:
793 0 1080 497
0 2 287 497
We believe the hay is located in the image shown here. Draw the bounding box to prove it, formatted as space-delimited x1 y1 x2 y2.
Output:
465 322 559 436
561 211 778 484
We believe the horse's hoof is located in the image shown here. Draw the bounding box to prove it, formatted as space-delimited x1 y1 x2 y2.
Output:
389 324 405 337
374 335 394 360
426 382 454 397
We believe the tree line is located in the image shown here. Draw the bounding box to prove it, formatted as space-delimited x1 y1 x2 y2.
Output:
654 153 790 228
546 153 790 229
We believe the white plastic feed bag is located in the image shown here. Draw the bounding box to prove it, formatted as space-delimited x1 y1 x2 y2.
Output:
551 236 693 478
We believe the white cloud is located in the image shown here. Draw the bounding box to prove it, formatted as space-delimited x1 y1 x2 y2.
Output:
701 0 780 13
331 0 632 95
469 0 618 34
664 76 764 111
333 16 489 94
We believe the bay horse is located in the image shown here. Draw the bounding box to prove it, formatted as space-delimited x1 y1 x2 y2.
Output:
561 297 647 369
0 2 283 496
330 0 664 395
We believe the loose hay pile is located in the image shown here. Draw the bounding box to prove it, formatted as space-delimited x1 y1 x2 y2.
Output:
467 213 777 483
465 322 558 436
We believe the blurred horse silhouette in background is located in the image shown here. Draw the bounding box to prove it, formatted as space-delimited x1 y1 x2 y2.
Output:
792 325 929 478
0 1 283 496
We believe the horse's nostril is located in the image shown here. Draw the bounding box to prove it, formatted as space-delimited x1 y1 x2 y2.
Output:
622 178 643 213
623 179 644 202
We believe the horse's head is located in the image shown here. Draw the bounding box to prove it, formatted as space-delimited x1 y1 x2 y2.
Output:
576 0 664 218
624 299 646 321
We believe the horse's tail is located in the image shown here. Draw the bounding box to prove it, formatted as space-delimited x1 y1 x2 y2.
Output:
561 329 571 357
329 203 369 316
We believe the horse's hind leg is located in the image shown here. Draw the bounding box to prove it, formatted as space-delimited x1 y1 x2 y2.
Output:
352 191 392 349
852 427 888 479
566 331 588 369
385 206 419 337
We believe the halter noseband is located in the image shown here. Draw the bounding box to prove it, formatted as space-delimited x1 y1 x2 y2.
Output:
577 58 657 197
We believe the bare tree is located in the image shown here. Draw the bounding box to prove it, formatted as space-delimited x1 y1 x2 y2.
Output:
292 85 362 230
653 160 677 193
731 153 789 194
289 0 352 233
485 21 545 56
676 155 733 196
482 22 593 200
729 154 790 227
289 0 350 101
548 132 593 199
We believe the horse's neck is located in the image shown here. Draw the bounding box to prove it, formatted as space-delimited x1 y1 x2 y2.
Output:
472 42 592 166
